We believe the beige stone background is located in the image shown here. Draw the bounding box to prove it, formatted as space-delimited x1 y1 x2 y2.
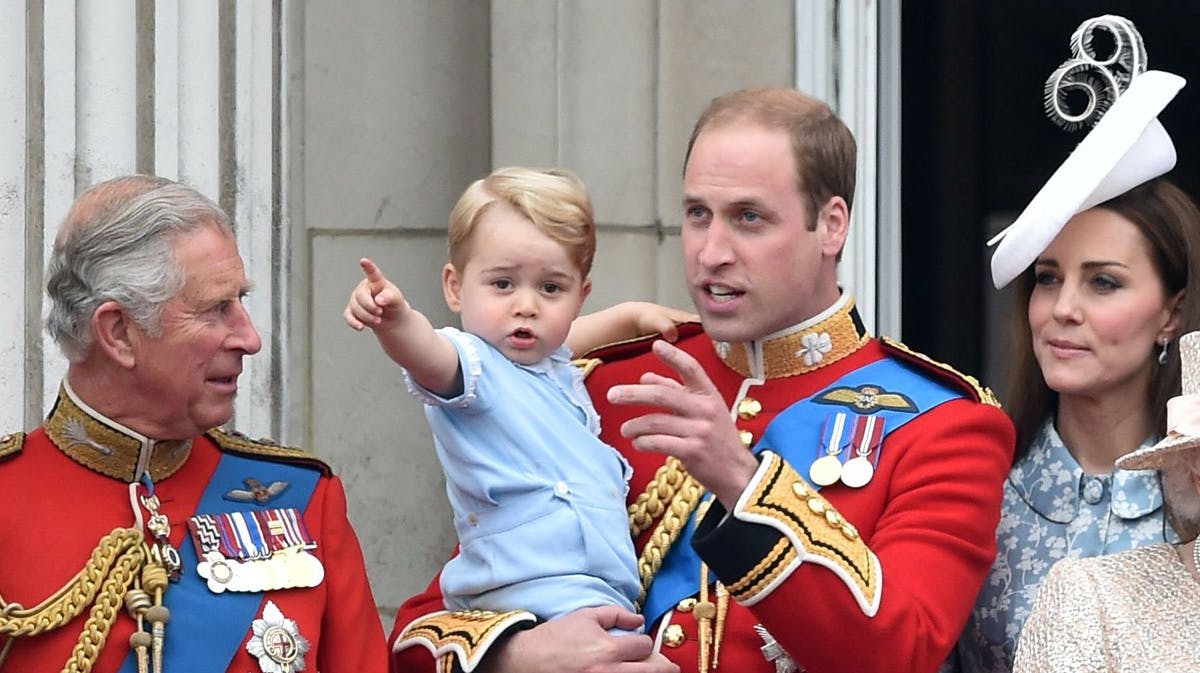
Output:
5 0 899 630
300 1 798 624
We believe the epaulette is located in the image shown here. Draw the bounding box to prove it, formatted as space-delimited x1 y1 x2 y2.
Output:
880 336 1001 408
0 432 24 462
207 427 331 477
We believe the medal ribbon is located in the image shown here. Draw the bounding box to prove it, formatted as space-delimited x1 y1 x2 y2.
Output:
642 357 964 626
119 452 321 673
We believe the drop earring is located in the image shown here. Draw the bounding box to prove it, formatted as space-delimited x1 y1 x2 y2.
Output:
1159 337 1171 366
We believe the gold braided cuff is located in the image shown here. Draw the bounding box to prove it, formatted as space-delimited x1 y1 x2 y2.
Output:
394 609 537 673
724 452 881 616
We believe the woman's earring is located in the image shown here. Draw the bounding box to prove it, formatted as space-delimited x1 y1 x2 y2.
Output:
1159 337 1171 367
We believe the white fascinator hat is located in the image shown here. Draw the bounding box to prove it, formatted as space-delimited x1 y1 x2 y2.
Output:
988 15 1186 289
1118 331 1200 470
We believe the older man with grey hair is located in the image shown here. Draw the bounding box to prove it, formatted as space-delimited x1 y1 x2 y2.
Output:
0 175 386 673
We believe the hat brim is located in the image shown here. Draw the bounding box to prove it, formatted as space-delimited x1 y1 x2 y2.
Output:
989 70 1185 289
1116 432 1200 471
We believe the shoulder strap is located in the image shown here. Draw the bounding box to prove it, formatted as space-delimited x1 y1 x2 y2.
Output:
879 336 1001 407
206 427 331 477
0 431 25 461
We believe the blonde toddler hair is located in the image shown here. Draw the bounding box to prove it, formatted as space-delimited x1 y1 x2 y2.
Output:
447 167 595 276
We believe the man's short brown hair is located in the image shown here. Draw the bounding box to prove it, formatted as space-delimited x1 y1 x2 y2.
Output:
684 86 857 230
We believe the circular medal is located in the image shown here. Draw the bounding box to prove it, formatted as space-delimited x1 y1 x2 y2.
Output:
840 456 874 488
809 454 843 486
262 624 301 667
259 558 286 591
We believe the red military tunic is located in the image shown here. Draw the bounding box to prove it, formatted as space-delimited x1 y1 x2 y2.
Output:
0 385 387 673
390 297 1014 673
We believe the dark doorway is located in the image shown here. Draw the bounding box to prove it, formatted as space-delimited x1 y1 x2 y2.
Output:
900 1 1200 402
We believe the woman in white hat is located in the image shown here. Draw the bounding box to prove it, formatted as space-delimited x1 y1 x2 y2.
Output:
1012 330 1200 671
953 15 1200 673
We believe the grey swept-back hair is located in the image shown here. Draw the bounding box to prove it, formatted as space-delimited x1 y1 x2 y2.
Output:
45 175 233 362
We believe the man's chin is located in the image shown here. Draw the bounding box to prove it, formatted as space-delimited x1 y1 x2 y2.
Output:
697 315 754 344
195 406 236 434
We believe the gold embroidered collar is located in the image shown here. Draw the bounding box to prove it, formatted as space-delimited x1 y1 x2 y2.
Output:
713 294 870 379
45 380 192 482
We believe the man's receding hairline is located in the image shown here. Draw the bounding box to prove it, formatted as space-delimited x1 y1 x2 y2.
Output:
60 175 174 239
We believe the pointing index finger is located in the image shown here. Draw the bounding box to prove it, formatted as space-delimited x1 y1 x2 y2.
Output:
359 257 388 292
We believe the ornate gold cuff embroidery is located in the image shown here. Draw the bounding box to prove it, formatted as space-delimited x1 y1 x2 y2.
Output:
731 452 881 616
395 609 537 672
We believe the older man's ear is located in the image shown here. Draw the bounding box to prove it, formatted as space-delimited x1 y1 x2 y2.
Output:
90 300 137 369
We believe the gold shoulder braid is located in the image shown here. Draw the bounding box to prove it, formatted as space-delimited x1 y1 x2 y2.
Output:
629 457 705 606
0 432 24 461
207 427 330 476
879 336 1002 408
0 527 157 673
573 358 603 379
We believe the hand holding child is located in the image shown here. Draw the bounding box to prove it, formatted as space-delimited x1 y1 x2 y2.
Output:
627 302 697 344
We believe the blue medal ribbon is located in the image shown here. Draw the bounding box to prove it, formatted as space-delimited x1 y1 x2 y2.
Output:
119 453 321 673
641 357 961 626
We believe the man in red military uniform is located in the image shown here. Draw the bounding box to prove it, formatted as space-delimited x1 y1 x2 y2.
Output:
0 176 386 673
390 87 1015 673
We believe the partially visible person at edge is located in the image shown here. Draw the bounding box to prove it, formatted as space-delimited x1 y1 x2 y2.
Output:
1013 329 1200 672
0 175 387 673
950 15 1195 673
388 85 1015 673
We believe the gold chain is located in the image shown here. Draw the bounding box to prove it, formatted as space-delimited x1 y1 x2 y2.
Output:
632 461 705 606
0 527 150 673
629 457 689 537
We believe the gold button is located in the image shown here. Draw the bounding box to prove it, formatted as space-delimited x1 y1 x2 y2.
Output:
736 397 762 420
676 597 697 613
739 430 753 447
807 498 826 515
824 509 842 527
663 624 686 647
792 481 810 499
842 522 859 540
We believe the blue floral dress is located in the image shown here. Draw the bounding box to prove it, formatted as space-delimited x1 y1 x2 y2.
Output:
948 419 1174 673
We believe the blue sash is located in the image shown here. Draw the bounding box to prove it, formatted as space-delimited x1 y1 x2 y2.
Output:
641 357 961 625
119 452 321 673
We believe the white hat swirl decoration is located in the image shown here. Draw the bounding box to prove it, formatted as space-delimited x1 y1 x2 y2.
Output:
988 15 1186 289
1119 332 1200 470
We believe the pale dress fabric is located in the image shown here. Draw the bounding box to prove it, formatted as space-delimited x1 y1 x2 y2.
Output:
1013 543 1200 673
950 420 1172 673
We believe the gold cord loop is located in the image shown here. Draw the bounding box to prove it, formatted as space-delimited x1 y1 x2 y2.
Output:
0 528 151 673
631 457 705 606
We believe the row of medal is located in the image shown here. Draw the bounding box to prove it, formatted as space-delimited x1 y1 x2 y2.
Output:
188 507 325 594
809 412 884 489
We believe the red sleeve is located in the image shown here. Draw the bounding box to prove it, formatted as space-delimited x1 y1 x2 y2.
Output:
694 398 1014 673
389 572 448 673
314 476 390 673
